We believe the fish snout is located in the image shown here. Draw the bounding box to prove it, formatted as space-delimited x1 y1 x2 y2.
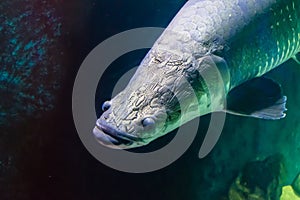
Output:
93 118 140 149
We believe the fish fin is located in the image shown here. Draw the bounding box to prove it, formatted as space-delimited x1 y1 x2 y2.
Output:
226 77 287 120
292 53 300 64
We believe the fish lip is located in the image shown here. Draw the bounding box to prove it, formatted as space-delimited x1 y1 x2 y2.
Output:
93 127 122 146
93 120 141 147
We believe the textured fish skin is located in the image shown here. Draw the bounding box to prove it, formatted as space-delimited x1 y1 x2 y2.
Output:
157 0 300 89
95 0 300 148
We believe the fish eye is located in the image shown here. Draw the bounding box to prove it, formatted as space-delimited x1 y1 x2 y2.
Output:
141 117 155 127
102 101 111 111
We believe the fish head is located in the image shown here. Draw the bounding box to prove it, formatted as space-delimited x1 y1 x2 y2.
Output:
93 59 200 149
93 53 223 149
93 80 184 149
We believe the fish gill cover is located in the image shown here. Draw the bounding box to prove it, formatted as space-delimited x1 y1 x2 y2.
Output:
0 0 63 127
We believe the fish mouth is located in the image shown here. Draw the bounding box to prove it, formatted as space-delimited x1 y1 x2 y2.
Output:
93 120 140 149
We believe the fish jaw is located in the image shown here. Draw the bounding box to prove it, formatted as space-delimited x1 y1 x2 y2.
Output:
93 120 139 149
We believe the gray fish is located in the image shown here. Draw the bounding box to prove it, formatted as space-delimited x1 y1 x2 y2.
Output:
93 0 300 149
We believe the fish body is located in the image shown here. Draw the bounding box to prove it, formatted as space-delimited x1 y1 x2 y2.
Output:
93 0 300 148
158 0 300 88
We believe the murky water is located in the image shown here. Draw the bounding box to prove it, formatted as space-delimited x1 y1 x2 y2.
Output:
0 0 299 199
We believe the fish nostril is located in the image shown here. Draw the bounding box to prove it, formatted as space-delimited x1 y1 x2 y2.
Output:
102 101 111 111
141 117 155 128
102 111 110 119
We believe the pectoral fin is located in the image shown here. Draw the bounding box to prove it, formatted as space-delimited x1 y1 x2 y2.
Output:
226 77 287 120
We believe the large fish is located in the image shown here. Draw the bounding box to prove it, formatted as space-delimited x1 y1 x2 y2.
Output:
93 0 300 149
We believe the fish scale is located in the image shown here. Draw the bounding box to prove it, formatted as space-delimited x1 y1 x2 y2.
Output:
229 0 300 87
154 0 300 89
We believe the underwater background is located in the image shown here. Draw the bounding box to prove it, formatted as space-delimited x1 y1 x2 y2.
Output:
0 0 300 199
